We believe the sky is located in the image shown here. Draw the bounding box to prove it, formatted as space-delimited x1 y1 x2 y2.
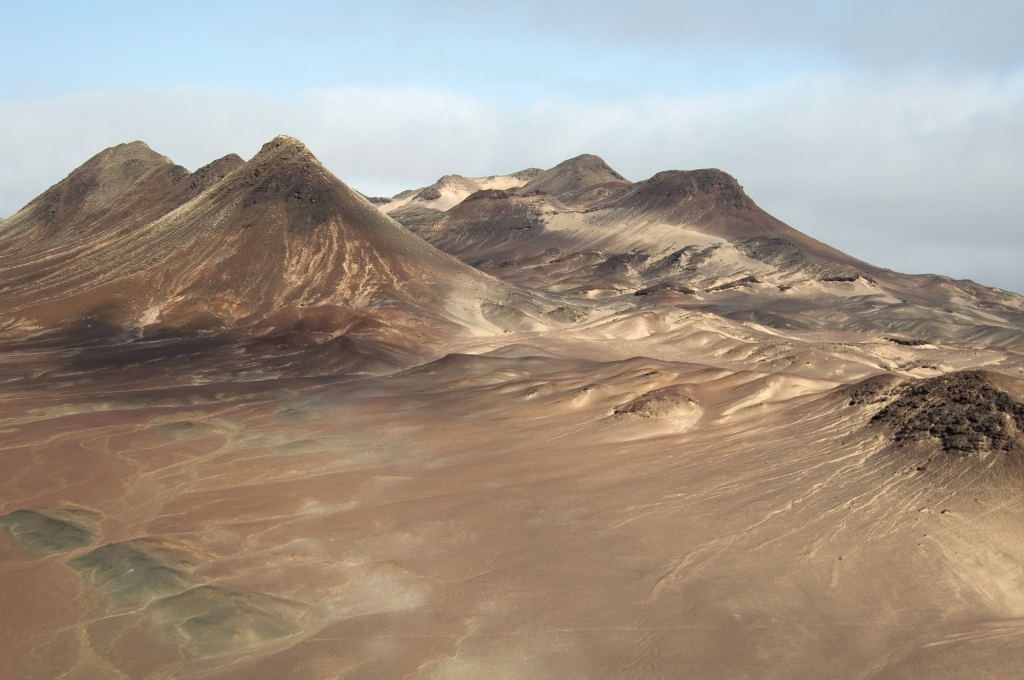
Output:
1 0 1021 291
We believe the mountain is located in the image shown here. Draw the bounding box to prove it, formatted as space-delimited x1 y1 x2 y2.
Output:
0 136 555 359
519 153 629 206
397 159 866 284
3 138 1024 680
390 154 1024 350
0 142 243 253
375 168 541 216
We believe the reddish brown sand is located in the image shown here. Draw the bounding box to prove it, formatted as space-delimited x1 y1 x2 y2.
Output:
2 342 1024 679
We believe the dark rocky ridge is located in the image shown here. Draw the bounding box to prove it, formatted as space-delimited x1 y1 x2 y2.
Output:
872 371 1024 455
615 169 756 213
845 374 905 406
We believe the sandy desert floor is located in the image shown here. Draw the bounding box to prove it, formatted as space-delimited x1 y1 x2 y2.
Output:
3 332 1024 680
2 135 1023 679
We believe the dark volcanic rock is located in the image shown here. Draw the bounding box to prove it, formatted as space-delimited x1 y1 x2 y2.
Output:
885 336 930 347
817 269 866 283
845 374 905 406
644 245 719 277
545 305 589 323
736 237 809 269
707 275 760 292
872 371 1024 455
635 281 697 296
595 251 649 275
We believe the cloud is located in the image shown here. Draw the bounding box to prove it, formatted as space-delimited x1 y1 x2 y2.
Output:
427 0 1024 72
1 70 1022 291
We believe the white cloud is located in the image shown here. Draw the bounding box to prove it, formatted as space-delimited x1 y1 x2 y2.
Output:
1 71 1022 290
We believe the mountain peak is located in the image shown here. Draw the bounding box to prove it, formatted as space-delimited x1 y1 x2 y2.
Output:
549 153 625 180
87 139 168 166
241 135 334 194
563 152 615 167
637 169 755 210
250 134 321 165
0 132 522 336
97 139 155 155
0 139 178 249
189 153 245 192
521 153 628 201
81 141 172 175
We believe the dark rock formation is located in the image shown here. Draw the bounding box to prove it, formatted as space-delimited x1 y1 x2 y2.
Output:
845 374 905 406
872 371 1024 454
707 275 760 292
635 281 697 296
885 336 930 347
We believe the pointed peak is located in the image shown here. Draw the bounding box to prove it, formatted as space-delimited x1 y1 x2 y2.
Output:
189 153 245 192
245 133 325 170
254 134 313 158
560 152 612 166
521 153 628 200
244 136 331 184
44 139 173 196
103 139 153 153
91 140 167 165
552 153 622 176
0 140 181 245
218 136 362 233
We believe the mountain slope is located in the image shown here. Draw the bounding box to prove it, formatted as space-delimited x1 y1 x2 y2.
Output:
0 137 550 343
396 160 870 288
519 153 629 207
388 154 1024 350
376 169 541 216
0 143 244 254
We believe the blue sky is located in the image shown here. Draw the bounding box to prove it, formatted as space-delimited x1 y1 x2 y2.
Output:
2 0 1022 290
3 2 825 98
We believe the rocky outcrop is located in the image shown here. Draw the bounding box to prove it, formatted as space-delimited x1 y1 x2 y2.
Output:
872 371 1024 455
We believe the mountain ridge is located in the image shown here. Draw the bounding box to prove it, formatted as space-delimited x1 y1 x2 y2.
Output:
0 135 555 350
